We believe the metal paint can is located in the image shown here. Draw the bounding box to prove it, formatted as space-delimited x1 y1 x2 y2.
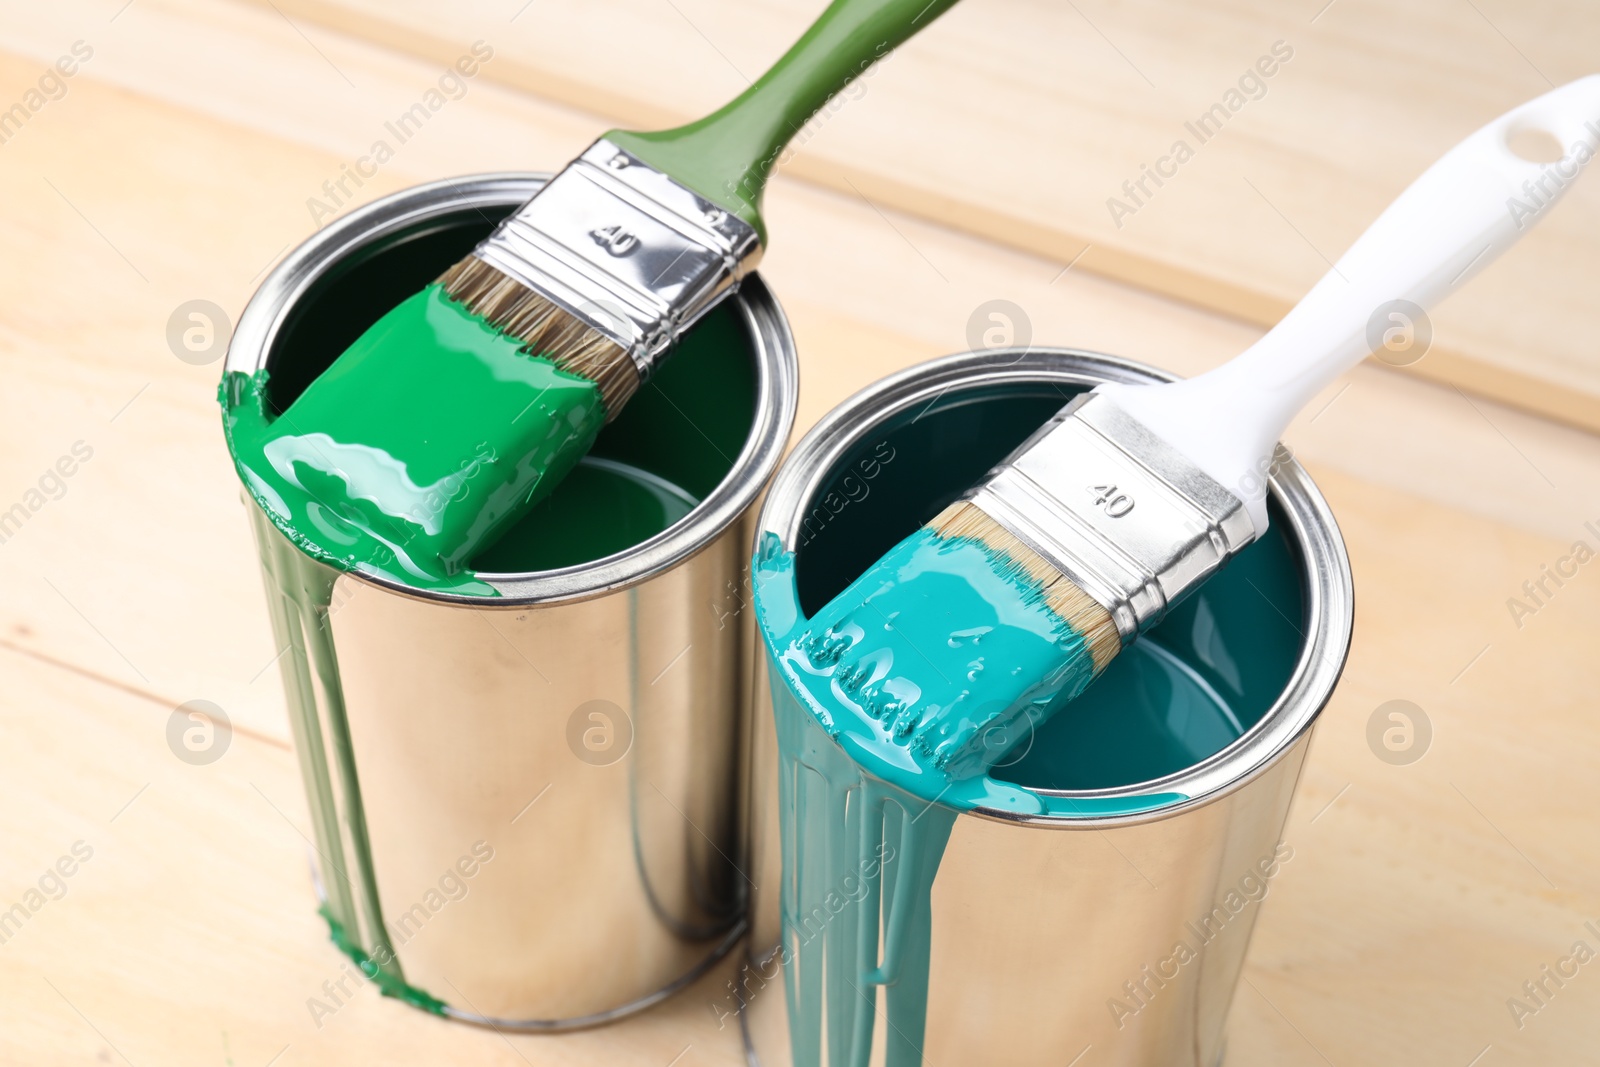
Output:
223 174 797 1029
738 349 1351 1065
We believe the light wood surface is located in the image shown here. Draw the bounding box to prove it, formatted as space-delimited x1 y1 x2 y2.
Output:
230 0 1600 433
0 1 1598 1064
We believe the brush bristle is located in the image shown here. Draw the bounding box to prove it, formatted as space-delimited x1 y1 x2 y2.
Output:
438 255 640 418
929 501 1121 674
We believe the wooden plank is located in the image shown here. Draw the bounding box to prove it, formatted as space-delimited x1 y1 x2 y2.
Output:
1233 463 1600 1066
197 0 1600 432
0 1 1596 1062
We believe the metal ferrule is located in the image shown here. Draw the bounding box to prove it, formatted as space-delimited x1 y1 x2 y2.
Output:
967 391 1256 643
471 138 763 379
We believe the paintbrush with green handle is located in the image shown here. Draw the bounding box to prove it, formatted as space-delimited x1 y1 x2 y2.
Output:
239 0 961 588
442 0 961 413
787 75 1600 788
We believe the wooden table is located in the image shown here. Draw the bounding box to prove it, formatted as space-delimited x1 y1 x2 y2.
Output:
1 2 1598 1064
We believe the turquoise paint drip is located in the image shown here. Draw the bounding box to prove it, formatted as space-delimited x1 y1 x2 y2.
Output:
752 376 1314 1061
773 685 954 1067
756 533 1200 1065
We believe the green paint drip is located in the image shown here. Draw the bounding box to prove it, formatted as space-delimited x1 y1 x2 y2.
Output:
250 510 404 988
221 258 739 1019
237 385 705 1017
225 277 710 998
320 905 447 1015
221 284 606 597
240 393 705 1022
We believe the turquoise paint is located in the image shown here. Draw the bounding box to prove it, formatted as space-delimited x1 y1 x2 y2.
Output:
756 534 1207 1066
771 669 955 1067
780 525 1099 789
755 377 1309 1066
756 533 1202 817
995 638 1243 794
756 534 1281 1064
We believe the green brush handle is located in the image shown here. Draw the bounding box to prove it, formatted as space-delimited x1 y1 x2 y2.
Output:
605 0 961 243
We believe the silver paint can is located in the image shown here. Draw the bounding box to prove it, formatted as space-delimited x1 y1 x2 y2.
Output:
738 349 1351 1065
223 174 797 1029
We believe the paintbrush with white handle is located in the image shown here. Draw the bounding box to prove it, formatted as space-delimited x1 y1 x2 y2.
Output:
799 76 1600 781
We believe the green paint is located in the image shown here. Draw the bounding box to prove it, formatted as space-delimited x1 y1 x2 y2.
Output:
474 456 697 572
235 365 708 1011
606 0 964 239
222 272 754 598
221 284 606 597
320 905 447 1015
248 506 358 936
247 447 703 1013
595 301 755 501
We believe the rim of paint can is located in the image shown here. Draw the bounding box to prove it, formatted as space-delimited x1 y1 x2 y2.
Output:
754 348 1354 828
225 173 798 608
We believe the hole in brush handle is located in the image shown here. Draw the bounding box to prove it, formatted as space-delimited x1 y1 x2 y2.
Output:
1506 126 1566 164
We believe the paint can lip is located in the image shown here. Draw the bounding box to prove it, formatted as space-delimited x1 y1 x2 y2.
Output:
225 173 798 609
755 347 1354 829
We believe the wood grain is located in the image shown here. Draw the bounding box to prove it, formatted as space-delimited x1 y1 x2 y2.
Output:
0 1 1596 1064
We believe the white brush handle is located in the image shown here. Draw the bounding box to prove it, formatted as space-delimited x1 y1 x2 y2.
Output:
1099 74 1600 536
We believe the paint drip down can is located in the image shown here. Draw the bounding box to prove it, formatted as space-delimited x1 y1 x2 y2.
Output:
222 175 797 1029
739 350 1352 1065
